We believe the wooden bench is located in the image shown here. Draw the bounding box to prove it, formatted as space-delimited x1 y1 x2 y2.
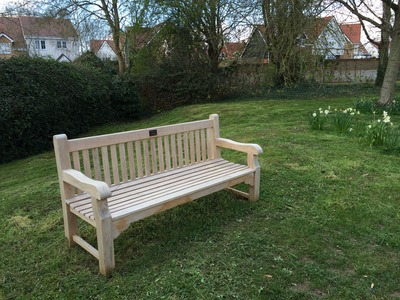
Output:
53 114 262 276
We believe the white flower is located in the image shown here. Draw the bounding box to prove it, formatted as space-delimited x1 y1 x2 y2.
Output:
378 119 381 123
324 110 329 115
312 112 317 117
368 125 372 129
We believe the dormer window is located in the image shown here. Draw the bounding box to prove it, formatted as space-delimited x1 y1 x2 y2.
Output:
0 33 13 54
0 42 11 54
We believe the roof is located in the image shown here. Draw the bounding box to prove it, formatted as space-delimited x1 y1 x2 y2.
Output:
311 16 334 40
0 17 26 49
221 42 245 58
90 39 116 54
340 23 361 44
0 16 77 49
126 23 166 49
18 16 77 38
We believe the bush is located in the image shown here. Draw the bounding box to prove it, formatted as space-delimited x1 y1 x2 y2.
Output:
0 57 113 163
110 73 142 120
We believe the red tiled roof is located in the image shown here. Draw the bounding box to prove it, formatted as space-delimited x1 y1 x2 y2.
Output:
90 35 127 55
90 39 116 53
340 23 361 44
221 42 245 58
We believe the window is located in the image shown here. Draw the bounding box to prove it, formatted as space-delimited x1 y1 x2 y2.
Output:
57 40 67 49
35 40 46 50
0 42 12 54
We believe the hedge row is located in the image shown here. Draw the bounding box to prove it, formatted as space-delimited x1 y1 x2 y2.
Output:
0 57 140 163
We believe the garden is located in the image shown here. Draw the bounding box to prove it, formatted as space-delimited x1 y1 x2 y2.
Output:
1 83 400 299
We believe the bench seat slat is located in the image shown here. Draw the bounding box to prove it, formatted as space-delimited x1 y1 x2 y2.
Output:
67 159 253 221
66 159 226 205
70 160 236 214
86 162 247 217
108 165 250 219
67 159 236 210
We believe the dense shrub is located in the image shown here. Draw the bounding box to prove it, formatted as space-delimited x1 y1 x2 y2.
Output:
0 57 113 163
110 73 142 120
73 51 118 76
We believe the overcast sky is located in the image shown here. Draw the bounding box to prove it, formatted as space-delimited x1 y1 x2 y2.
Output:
0 0 11 11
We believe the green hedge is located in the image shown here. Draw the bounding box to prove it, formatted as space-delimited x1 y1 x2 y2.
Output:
0 57 116 163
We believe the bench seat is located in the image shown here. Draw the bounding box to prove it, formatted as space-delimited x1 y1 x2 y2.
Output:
67 158 253 225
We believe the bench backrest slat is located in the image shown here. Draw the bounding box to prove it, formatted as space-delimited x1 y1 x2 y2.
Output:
54 116 220 191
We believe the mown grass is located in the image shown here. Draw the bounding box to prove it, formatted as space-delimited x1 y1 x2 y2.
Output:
1 84 400 299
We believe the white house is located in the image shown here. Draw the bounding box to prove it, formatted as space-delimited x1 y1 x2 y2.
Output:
90 39 117 60
312 16 350 59
0 16 79 61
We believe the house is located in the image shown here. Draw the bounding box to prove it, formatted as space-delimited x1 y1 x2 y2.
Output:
311 16 351 59
340 23 372 58
241 16 354 63
0 16 79 61
241 25 269 63
90 39 118 60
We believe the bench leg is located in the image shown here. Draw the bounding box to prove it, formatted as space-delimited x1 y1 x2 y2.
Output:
92 198 115 276
248 168 260 202
96 219 115 276
247 154 261 201
62 184 78 247
64 204 78 247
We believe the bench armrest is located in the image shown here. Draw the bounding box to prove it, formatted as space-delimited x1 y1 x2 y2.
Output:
216 138 263 155
62 169 111 200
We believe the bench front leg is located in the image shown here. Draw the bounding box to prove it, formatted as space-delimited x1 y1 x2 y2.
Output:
215 138 262 201
91 197 115 276
247 153 261 201
62 183 79 247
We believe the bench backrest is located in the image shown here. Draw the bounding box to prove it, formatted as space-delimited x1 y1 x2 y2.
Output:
54 114 220 190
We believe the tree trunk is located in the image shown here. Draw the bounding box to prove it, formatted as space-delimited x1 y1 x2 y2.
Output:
375 2 391 87
378 13 400 105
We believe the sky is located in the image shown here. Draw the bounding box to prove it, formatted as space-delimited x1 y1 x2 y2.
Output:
0 0 12 12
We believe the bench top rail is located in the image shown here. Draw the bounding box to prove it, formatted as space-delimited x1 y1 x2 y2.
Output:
55 117 218 189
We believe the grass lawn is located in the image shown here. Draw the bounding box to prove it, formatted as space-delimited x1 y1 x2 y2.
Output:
1 85 400 299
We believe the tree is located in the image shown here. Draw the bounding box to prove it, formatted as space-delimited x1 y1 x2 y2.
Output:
260 0 327 85
331 0 400 105
159 0 256 72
